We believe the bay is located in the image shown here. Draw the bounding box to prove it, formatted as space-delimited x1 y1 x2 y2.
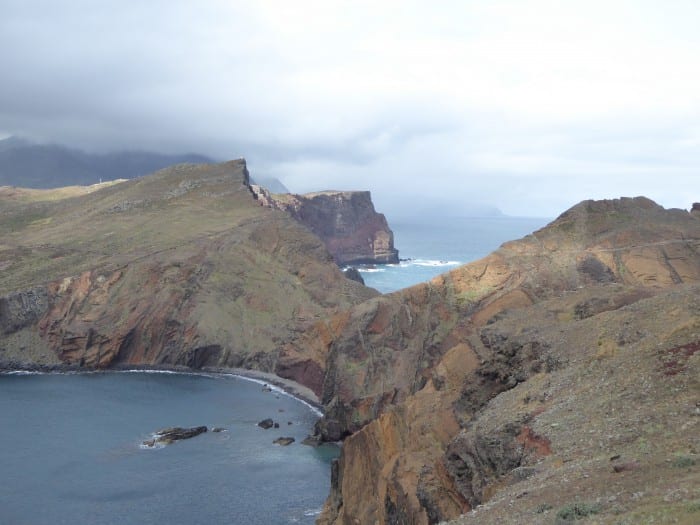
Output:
0 372 337 525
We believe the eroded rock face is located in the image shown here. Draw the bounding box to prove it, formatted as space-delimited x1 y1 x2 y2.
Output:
308 198 700 525
250 185 399 265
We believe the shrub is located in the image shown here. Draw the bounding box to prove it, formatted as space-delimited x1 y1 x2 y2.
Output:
671 454 696 468
556 502 602 521
535 503 553 513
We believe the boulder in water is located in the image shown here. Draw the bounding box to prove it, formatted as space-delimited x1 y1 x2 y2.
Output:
143 426 208 446
257 418 274 429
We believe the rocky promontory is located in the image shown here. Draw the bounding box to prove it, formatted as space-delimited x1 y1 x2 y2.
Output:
250 185 399 265
0 160 378 395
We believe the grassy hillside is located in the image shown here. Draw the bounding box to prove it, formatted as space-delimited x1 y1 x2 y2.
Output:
0 160 377 387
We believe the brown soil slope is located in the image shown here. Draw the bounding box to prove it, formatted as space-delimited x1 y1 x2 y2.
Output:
0 160 377 394
299 197 700 524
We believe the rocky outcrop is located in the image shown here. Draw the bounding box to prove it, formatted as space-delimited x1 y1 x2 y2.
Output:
300 197 700 525
143 426 208 447
343 267 365 285
257 418 276 429
250 185 399 265
0 287 48 335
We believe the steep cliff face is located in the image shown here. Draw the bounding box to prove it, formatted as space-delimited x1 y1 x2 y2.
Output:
299 197 700 525
0 160 378 393
250 185 399 265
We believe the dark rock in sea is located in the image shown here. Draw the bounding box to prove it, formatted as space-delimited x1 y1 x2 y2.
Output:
211 427 227 433
273 437 295 446
262 385 273 392
302 435 322 447
143 426 208 446
343 267 365 285
273 422 280 428
258 418 274 429
313 417 347 442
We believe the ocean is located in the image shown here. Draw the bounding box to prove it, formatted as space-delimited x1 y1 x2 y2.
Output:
0 372 337 525
359 216 550 293
0 216 549 525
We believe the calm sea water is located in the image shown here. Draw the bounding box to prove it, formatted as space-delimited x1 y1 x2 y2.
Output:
359 216 550 293
0 372 338 525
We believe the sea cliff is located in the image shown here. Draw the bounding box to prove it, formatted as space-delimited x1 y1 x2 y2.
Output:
250 185 399 265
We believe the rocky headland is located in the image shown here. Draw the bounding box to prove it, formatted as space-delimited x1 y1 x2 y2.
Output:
250 184 399 265
1 162 698 525
0 160 378 394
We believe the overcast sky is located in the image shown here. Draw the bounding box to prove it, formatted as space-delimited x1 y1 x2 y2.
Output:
1 1 699 217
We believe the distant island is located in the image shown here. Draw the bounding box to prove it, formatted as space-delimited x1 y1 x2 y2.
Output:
1 159 698 524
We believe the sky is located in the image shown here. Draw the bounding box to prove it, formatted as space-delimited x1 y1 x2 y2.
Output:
1 0 699 218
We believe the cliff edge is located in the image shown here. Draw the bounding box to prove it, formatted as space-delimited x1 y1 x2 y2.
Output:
250 185 399 265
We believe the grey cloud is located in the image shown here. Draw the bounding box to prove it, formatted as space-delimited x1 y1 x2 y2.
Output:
1 1 698 219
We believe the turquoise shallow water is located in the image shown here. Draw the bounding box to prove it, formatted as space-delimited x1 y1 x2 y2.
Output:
0 371 338 525
359 216 550 293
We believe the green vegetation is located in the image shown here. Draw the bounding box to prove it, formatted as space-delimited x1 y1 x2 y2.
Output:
556 502 602 521
454 284 494 309
671 454 697 469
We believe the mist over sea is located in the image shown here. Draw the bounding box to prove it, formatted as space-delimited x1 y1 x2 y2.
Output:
359 216 550 293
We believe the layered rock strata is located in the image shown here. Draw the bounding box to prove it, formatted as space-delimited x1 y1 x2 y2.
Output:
250 185 399 265
281 197 700 525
